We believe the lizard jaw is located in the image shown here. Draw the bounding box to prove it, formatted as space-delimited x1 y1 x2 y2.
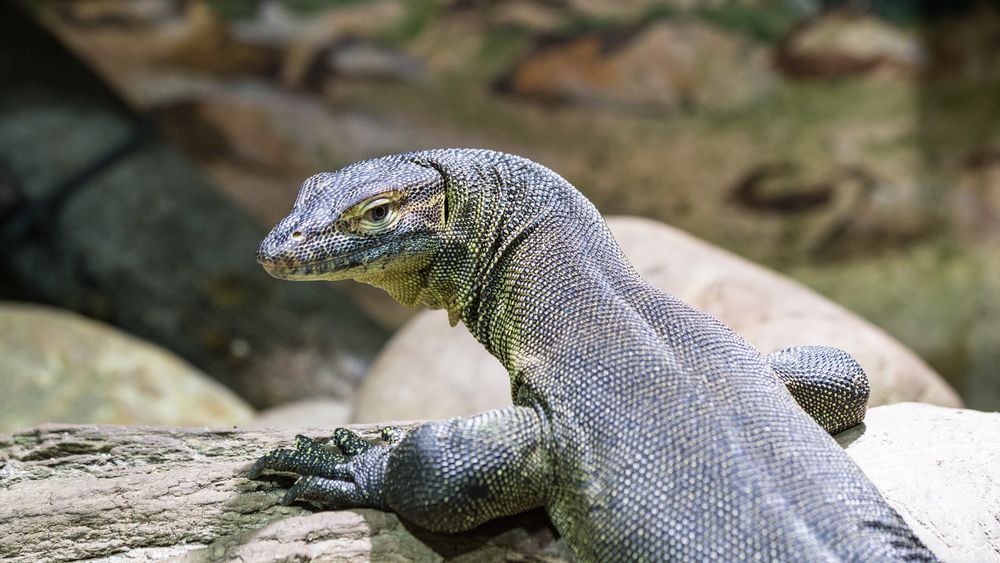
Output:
258 252 373 281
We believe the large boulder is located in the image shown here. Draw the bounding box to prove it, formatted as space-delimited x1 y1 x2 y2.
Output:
0 403 996 561
354 216 959 423
249 399 352 430
777 11 923 79
499 21 775 111
0 302 253 432
560 0 773 20
37 1 281 84
835 403 1000 562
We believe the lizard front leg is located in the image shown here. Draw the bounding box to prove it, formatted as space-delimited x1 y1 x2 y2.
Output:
248 406 553 533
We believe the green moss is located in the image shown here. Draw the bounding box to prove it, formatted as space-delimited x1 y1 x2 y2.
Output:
382 0 442 45
710 81 914 127
205 0 369 20
476 25 535 80
919 78 1000 165
549 3 679 38
205 0 258 21
282 0 368 16
694 3 800 44
556 13 634 37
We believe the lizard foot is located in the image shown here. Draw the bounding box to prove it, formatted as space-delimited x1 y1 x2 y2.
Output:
248 427 403 509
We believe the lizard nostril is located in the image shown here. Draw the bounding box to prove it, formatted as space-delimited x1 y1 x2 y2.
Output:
291 231 305 242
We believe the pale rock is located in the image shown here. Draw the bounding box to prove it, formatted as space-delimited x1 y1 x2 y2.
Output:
0 302 254 432
778 11 923 79
840 403 1000 563
250 399 352 430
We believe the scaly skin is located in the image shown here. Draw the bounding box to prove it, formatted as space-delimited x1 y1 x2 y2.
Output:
249 149 935 561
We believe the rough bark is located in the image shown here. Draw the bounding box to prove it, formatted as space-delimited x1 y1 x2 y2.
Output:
0 423 568 563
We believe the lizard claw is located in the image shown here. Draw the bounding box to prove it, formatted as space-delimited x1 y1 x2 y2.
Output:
281 478 304 506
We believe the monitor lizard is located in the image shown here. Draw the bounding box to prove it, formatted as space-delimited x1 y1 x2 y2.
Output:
249 149 936 561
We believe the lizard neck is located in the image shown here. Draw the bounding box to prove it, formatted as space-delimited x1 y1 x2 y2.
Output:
402 151 565 335
392 150 628 375
463 210 629 373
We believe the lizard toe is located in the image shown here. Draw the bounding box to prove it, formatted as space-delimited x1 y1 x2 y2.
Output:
332 427 372 456
283 475 369 508
247 437 350 480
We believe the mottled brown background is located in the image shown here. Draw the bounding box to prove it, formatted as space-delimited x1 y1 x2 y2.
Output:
1 0 998 419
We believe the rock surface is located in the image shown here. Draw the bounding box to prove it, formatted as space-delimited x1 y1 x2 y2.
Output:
250 399 353 430
0 403 996 561
356 311 513 425
354 216 960 423
834 403 1000 562
500 21 774 111
0 302 254 432
610 217 958 406
777 11 923 79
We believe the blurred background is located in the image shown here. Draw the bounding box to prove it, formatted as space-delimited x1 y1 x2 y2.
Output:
1 0 998 431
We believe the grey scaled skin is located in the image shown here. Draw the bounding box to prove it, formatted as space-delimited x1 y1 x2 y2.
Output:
249 149 935 561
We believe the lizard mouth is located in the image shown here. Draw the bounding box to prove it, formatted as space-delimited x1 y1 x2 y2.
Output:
258 250 375 281
257 232 433 282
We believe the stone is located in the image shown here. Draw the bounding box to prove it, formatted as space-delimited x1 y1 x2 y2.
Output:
838 403 1000 562
250 1 410 90
353 311 511 425
563 0 760 20
158 96 303 174
487 1 565 33
249 399 352 430
40 1 281 92
353 216 959 423
724 158 935 261
323 41 424 82
499 21 775 111
777 11 923 79
0 302 254 432
283 39 425 93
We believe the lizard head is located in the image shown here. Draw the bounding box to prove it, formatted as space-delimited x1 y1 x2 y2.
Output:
257 148 591 327
256 156 450 306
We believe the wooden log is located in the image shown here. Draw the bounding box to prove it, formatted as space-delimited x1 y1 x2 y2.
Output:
0 423 567 562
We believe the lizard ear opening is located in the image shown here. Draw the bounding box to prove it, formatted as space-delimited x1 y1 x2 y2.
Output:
443 179 452 225
424 159 452 226
407 155 453 227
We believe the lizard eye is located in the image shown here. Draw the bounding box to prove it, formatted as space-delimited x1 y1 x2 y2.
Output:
367 204 389 223
359 198 398 232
